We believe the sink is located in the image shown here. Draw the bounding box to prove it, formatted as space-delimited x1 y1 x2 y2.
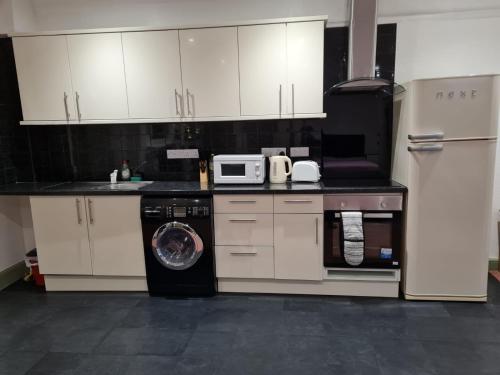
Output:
95 181 154 190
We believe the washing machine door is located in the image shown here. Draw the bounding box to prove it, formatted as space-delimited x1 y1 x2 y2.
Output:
151 222 204 270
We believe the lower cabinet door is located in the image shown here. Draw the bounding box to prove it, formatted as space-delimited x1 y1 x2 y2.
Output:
215 246 274 278
86 196 146 276
30 196 92 275
274 214 323 281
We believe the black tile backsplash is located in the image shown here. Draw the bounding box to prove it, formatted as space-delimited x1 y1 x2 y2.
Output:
0 25 396 183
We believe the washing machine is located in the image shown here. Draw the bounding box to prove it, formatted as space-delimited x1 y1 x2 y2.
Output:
141 196 216 297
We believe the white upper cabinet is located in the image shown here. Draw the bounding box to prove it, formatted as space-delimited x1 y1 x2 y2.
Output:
179 27 240 118
13 36 75 121
67 33 129 120
122 30 183 119
238 24 287 116
286 21 324 115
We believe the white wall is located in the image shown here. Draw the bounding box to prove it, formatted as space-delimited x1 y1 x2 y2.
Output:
0 0 14 33
0 197 33 272
4 0 500 32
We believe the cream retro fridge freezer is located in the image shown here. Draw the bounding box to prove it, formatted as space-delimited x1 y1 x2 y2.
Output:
393 75 500 301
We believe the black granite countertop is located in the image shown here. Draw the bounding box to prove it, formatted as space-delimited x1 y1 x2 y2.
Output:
0 180 407 196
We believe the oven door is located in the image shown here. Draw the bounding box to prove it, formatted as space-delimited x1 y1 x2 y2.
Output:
324 211 401 268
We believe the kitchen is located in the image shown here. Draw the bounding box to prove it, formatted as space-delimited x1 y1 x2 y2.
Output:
1 0 500 374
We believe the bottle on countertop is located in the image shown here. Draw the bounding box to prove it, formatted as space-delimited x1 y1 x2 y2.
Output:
121 160 131 181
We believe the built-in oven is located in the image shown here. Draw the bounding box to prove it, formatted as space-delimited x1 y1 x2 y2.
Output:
323 194 403 269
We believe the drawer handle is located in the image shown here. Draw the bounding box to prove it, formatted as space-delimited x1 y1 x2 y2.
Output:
230 252 257 256
229 200 257 204
284 200 313 203
229 219 257 223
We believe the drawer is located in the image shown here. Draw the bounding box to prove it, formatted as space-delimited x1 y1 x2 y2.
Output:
214 213 273 246
215 246 274 279
274 194 323 213
214 195 273 214
324 194 403 211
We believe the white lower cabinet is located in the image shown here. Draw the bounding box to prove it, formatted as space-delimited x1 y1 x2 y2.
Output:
274 213 323 281
30 195 145 277
213 194 324 282
30 196 92 275
215 246 274 278
87 196 146 277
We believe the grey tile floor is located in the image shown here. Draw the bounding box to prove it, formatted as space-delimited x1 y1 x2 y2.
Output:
1 276 500 375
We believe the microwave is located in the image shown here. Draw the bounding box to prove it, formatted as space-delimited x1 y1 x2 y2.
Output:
213 154 266 184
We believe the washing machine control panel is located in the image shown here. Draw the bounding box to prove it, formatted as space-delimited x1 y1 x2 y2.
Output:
166 205 210 218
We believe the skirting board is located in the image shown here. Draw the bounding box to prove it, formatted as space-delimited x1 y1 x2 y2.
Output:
44 275 148 292
0 261 27 291
489 259 499 270
218 278 399 298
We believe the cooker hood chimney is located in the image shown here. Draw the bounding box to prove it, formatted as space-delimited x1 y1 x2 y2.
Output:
326 0 404 95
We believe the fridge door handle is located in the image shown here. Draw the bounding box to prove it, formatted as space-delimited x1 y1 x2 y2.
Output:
408 144 443 152
408 132 444 141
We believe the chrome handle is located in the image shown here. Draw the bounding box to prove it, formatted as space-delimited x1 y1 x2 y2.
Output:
229 200 256 204
75 198 82 224
408 132 444 141
229 219 257 223
186 89 192 116
291 83 295 115
174 89 181 116
75 91 82 121
230 252 257 256
279 84 282 115
63 92 70 120
284 200 313 203
315 217 319 244
88 199 94 224
408 144 443 152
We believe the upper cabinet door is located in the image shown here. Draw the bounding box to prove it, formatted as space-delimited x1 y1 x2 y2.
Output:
67 33 128 120
122 30 183 119
238 24 287 116
286 21 324 115
13 36 75 121
179 27 240 118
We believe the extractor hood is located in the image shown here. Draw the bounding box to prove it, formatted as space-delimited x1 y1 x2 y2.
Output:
325 0 404 95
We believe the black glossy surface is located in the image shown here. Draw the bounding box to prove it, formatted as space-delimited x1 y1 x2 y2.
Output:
1 276 500 375
0 180 407 196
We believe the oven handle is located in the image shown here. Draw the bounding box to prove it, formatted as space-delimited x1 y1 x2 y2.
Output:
334 213 393 219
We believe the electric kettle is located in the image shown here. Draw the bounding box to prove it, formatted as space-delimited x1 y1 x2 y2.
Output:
269 155 292 183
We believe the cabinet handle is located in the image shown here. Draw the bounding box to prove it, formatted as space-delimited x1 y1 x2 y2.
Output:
315 217 319 244
229 219 256 223
279 84 282 115
88 199 94 224
407 144 443 152
186 89 192 116
229 200 256 204
291 83 295 115
75 198 82 224
75 91 82 121
408 132 444 141
284 199 313 203
230 251 257 256
63 92 70 121
174 89 181 116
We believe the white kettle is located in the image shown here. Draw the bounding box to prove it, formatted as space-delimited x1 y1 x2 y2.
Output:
269 155 292 183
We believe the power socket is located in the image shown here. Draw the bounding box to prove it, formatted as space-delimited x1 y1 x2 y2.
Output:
166 149 199 159
290 147 309 157
261 147 287 157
